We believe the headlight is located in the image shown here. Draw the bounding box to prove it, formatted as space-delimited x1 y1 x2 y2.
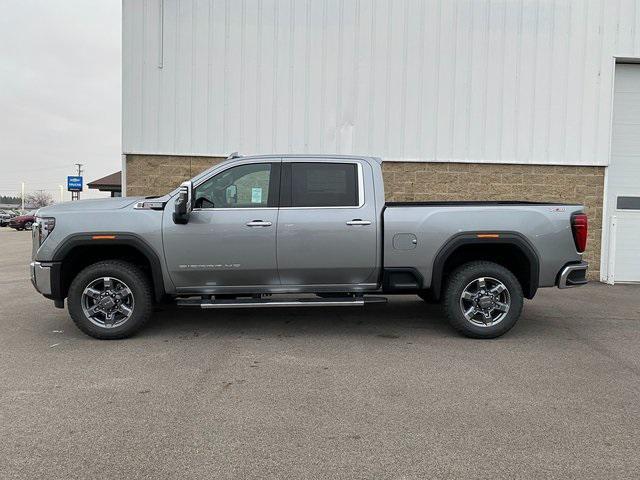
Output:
35 217 55 245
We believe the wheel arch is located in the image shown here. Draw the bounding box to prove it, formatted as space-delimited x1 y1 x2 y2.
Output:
51 233 166 302
431 232 540 300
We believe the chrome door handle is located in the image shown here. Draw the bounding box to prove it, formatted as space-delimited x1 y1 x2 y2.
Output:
346 219 371 226
246 220 272 227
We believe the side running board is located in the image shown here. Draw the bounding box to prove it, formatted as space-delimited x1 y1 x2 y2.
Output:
176 296 388 309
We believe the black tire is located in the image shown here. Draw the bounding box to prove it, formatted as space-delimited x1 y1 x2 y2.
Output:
67 260 153 339
24 221 33 230
443 261 523 339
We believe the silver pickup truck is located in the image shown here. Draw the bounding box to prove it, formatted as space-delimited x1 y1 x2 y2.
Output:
31 154 588 340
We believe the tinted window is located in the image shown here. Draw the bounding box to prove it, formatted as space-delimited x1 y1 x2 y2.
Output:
194 163 272 208
291 163 358 207
617 196 640 210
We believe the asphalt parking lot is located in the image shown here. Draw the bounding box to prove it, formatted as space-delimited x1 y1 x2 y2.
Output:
1 228 639 479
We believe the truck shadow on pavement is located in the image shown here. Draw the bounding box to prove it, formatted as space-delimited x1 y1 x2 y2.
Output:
138 296 527 340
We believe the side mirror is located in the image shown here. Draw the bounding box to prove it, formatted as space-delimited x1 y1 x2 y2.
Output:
173 181 193 224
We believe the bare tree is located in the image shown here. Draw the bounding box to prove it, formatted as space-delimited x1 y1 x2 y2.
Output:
25 191 54 208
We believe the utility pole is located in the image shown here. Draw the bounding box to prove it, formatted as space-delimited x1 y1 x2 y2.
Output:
72 163 83 201
21 182 25 212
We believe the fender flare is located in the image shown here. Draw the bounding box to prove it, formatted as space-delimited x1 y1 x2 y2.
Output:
51 232 166 302
430 232 540 300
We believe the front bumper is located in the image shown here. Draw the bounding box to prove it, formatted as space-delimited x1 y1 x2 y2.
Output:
557 261 589 289
30 261 52 295
30 261 64 307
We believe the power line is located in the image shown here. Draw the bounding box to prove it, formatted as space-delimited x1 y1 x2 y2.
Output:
1 186 67 194
1 164 72 175
0 183 65 187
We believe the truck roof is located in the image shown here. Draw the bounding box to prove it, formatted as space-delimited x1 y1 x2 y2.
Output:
228 153 383 164
385 201 581 207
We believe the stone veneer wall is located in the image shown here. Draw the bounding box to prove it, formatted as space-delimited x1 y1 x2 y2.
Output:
126 155 226 197
382 162 604 280
126 155 604 280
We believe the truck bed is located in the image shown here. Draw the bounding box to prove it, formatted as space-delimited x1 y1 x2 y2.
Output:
382 200 584 291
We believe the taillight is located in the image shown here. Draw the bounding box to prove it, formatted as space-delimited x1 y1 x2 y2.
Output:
571 213 588 253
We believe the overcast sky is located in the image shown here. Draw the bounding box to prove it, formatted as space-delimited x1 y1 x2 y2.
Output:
0 0 121 201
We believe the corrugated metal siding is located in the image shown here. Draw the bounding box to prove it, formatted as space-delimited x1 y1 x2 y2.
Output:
123 0 640 166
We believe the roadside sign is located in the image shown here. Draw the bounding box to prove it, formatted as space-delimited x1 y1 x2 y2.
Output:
67 176 83 192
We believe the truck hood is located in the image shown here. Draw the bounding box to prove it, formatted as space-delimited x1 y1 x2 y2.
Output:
38 197 144 215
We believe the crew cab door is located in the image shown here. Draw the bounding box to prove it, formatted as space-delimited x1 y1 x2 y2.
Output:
162 160 281 291
276 158 378 287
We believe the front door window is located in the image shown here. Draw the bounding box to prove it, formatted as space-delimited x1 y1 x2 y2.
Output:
193 163 273 209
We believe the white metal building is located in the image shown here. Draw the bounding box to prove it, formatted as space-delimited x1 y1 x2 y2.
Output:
122 0 640 283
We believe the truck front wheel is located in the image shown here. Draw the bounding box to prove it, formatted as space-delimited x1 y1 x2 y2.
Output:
67 260 153 339
443 261 523 339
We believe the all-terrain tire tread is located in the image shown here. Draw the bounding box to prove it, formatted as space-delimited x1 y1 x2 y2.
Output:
443 261 523 339
67 260 153 340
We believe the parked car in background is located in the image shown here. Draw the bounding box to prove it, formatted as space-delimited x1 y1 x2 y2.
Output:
9 210 37 231
0 209 17 227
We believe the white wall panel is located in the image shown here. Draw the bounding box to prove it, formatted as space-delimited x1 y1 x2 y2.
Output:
123 0 640 166
603 64 640 282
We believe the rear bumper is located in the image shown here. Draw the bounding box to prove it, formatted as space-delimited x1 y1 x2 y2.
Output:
557 261 589 289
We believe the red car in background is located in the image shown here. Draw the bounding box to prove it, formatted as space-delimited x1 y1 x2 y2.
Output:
9 210 37 231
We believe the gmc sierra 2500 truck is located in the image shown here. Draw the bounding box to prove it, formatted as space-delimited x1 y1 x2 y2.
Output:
30 154 588 340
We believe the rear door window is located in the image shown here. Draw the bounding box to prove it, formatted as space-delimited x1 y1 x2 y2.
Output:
289 162 358 207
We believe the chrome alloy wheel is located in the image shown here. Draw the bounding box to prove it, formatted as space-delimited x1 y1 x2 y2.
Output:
81 277 135 328
459 276 510 327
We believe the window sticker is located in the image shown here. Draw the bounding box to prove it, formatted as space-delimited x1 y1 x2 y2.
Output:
251 187 263 203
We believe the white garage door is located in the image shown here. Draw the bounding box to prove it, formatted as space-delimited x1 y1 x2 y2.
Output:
608 64 640 283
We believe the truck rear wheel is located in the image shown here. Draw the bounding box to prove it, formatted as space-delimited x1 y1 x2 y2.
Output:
443 261 523 339
67 260 153 339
